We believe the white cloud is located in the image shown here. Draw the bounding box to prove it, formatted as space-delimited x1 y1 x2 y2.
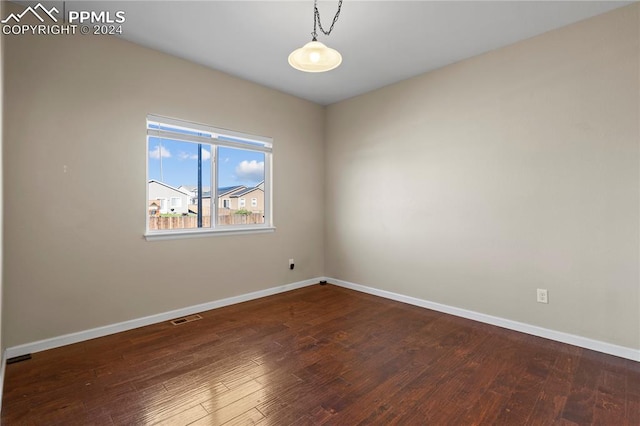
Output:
178 148 211 161
149 145 171 159
235 160 264 182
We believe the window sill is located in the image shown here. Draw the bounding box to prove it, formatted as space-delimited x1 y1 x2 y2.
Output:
144 226 276 241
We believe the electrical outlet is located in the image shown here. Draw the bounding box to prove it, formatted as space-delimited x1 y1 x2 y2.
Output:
536 288 548 304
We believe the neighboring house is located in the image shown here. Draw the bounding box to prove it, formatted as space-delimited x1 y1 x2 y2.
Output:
148 200 162 216
148 180 191 215
217 185 246 210
188 184 264 214
230 186 264 213
178 185 211 204
189 185 246 216
177 185 195 197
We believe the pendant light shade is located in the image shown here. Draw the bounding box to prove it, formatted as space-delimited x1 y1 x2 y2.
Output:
288 40 342 73
289 0 344 73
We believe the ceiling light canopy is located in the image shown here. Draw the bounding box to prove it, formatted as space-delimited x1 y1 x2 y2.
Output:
289 0 343 73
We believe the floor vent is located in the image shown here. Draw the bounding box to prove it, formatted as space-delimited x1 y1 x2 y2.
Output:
7 354 32 364
170 314 203 325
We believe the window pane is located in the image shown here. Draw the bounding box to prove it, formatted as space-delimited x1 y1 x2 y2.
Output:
148 137 212 230
217 147 265 226
146 115 272 236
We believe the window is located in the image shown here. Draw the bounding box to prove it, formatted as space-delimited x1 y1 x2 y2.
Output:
170 197 182 208
159 198 168 214
146 115 273 239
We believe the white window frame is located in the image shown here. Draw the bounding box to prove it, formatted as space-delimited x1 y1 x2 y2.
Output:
145 115 274 240
239 198 246 208
251 198 258 208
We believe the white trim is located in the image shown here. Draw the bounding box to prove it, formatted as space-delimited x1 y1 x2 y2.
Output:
146 114 273 148
5 278 319 358
326 277 640 362
8 277 637 362
147 129 272 154
146 115 274 236
144 226 276 241
0 350 6 413
264 153 272 227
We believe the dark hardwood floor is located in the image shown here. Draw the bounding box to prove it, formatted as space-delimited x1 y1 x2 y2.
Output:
2 283 640 425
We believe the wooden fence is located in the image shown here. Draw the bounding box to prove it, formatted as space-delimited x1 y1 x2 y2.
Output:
149 214 263 230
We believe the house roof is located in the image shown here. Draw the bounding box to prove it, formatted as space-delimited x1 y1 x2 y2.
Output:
148 180 192 195
219 185 246 197
201 185 246 198
231 187 263 197
179 185 211 193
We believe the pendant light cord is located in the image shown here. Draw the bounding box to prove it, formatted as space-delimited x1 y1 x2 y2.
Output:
312 0 343 41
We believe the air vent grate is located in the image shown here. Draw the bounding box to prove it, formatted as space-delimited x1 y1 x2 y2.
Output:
7 354 32 364
170 314 203 325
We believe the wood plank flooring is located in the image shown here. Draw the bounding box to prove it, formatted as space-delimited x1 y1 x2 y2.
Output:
2 283 640 425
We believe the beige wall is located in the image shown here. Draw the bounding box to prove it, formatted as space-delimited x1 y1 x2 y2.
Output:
4 2 640 354
326 5 640 349
4 9 325 347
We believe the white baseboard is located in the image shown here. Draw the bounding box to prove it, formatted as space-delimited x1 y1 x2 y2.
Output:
5 278 320 359
0 350 6 413
7 276 639 363
326 277 640 362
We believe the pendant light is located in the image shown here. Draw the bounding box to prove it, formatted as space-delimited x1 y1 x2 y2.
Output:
288 0 343 73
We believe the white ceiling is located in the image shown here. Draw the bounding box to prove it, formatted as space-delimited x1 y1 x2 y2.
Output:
14 1 635 105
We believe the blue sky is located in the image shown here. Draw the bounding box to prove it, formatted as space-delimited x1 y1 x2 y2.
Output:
148 137 265 189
